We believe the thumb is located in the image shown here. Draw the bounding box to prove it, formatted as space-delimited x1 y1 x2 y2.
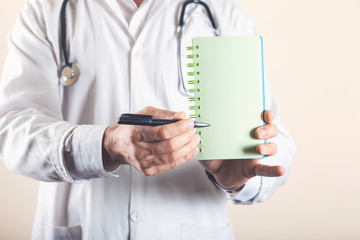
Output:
137 106 185 120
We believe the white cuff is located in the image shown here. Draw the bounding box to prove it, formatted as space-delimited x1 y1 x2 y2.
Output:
63 125 120 182
51 121 78 182
232 176 262 204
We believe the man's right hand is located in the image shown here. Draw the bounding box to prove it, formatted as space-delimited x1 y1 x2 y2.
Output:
102 106 200 176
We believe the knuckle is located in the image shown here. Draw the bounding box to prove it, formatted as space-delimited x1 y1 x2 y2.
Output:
170 160 180 168
185 152 194 161
143 106 154 114
157 128 169 140
169 152 178 163
133 149 142 159
131 128 143 142
159 110 175 119
180 120 188 132
134 148 147 160
183 120 193 132
130 132 137 142
186 131 194 141
139 160 151 169
159 111 167 119
166 139 176 152
139 131 147 142
155 155 166 165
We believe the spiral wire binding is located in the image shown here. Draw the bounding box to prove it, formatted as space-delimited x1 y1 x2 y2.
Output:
187 44 202 152
188 80 199 84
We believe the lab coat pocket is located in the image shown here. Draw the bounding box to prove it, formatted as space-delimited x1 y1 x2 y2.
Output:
181 223 235 240
42 225 89 240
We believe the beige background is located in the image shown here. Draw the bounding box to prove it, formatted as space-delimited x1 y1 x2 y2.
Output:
0 0 359 239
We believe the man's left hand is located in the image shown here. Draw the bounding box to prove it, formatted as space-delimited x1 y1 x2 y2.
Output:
200 110 285 190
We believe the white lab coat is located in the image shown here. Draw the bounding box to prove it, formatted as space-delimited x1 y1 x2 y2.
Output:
0 0 296 239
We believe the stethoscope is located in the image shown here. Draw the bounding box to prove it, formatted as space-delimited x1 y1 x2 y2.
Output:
60 0 219 92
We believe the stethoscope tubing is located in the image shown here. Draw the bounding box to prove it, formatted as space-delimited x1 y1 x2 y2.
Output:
178 0 217 31
177 0 218 95
60 0 70 67
59 0 219 90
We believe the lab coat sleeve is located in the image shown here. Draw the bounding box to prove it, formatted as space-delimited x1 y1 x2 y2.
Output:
0 1 118 183
212 0 296 204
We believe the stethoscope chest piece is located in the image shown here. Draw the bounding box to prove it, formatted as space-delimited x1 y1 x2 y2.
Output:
60 63 80 86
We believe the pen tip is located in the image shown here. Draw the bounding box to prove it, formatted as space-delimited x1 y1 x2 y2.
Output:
194 122 211 128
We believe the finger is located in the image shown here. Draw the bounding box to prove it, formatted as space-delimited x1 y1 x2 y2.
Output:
256 143 277 156
144 129 196 155
255 123 278 140
135 119 194 142
254 164 285 177
141 134 200 166
172 111 186 120
166 134 200 162
137 106 185 120
142 147 199 176
263 110 274 124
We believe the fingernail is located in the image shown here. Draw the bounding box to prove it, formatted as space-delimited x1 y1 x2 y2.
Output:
261 144 267 153
188 120 194 130
259 129 267 138
193 148 199 155
195 135 201 144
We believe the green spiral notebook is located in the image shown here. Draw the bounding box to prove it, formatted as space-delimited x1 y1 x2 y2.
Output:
187 35 266 160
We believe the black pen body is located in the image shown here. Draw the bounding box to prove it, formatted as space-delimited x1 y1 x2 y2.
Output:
118 118 178 126
118 114 210 128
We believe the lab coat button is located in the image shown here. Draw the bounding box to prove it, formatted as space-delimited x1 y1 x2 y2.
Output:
130 210 144 223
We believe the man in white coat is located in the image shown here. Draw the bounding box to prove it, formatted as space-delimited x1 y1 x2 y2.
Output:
0 0 296 239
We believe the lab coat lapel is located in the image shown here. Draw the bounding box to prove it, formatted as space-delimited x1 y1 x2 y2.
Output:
102 0 132 30
130 0 162 48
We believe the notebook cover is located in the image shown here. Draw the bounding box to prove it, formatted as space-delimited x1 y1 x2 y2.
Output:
188 36 266 160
